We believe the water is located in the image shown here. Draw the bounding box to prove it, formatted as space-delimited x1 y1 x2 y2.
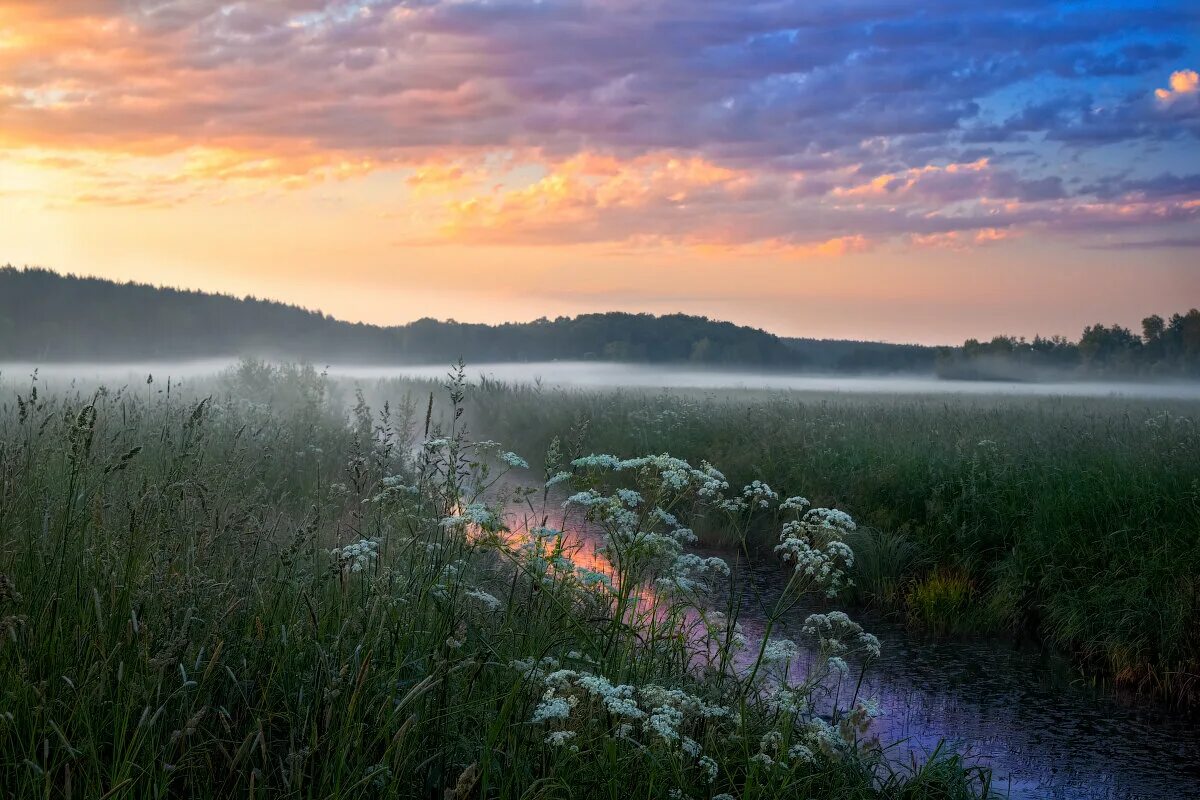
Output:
716 549 1200 800
520 500 1200 800
5 360 1200 400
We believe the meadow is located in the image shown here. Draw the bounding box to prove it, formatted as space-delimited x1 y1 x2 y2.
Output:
0 363 989 799
449 378 1200 705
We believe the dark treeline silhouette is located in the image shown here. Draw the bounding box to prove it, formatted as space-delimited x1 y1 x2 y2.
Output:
2 267 937 370
937 311 1200 380
5 268 1194 379
784 337 937 373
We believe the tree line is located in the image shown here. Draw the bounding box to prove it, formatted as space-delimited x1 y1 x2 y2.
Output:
1 267 930 370
937 311 1200 379
6 267 1190 379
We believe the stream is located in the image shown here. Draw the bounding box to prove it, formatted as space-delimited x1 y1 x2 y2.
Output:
709 547 1200 800
512 498 1200 800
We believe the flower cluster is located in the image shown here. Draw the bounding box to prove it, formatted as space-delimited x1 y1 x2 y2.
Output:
570 453 728 499
524 666 735 778
440 503 505 534
742 480 778 508
801 611 882 660
332 538 378 573
500 451 529 470
773 508 857 597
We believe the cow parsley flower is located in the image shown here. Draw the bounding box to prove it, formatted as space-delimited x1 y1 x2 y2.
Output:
616 488 643 507
440 503 504 533
564 490 603 509
762 638 801 664
787 744 815 764
780 495 810 512
767 686 808 715
545 471 572 487
465 588 502 611
805 507 856 533
719 497 748 514
531 692 572 723
332 539 378 573
575 567 613 591
645 705 684 741
500 451 529 470
742 480 778 508
572 454 622 471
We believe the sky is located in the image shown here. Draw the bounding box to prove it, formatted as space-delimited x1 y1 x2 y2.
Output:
1 1 1198 345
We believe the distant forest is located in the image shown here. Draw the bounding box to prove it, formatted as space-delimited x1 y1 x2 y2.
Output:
0 267 934 371
937 312 1200 379
3 267 1195 379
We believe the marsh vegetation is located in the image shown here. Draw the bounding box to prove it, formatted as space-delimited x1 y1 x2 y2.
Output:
0 363 993 799
1 360 1197 799
454 378 1200 705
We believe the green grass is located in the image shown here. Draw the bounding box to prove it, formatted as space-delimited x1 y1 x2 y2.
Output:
443 380 1200 704
0 363 990 799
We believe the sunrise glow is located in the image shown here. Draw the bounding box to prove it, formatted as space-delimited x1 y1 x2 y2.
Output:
1 1 1197 342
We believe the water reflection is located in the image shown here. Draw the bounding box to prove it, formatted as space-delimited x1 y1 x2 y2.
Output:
510 494 1200 800
708 548 1200 800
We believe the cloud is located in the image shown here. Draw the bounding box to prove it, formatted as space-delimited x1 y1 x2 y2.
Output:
1156 69 1199 103
2 0 1198 253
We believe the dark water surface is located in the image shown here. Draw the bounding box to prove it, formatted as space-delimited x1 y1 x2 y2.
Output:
706 547 1200 800
517 493 1200 799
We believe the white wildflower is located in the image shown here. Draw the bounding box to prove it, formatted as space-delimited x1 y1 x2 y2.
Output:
332 538 378 573
719 497 748 514
645 705 683 742
571 454 622 470
616 488 643 507
465 589 502 611
780 495 810 511
500 451 529 470
531 692 572 724
545 471 572 487
762 638 801 665
787 744 815 764
742 480 778 508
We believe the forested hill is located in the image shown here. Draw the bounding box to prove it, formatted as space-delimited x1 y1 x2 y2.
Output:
0 267 936 369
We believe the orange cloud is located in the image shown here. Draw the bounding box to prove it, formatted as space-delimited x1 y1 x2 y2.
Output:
1155 69 1199 103
910 227 1016 250
832 159 990 201
405 159 492 197
435 151 771 247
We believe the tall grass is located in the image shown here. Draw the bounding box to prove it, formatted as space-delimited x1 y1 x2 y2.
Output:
447 380 1200 704
0 364 989 799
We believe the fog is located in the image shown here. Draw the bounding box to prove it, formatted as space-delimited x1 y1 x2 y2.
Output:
5 359 1200 400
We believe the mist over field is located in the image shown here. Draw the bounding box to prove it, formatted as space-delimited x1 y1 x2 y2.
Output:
6 359 1200 401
